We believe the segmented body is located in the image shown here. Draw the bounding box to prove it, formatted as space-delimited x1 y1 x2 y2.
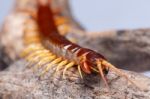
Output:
36 1 108 75
22 0 139 89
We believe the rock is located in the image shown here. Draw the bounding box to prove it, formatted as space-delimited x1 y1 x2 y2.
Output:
0 59 150 99
0 0 150 99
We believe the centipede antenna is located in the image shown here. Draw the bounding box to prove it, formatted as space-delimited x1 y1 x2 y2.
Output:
78 65 83 79
97 60 110 90
102 60 141 90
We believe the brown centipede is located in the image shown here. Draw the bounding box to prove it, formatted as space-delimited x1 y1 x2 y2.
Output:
22 0 140 90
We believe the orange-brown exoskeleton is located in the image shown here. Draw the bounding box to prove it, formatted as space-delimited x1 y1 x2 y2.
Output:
22 0 140 90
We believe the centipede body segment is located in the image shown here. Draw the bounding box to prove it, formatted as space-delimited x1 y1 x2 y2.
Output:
21 0 140 89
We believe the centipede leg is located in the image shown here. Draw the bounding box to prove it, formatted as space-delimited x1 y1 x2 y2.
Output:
49 60 69 78
25 50 51 68
91 67 99 73
97 60 109 90
26 50 49 61
78 65 83 79
55 60 68 72
40 57 62 77
21 44 44 57
55 17 70 35
62 62 75 79
24 36 41 44
33 54 56 71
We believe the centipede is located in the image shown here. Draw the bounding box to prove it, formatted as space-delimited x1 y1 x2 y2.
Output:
21 0 140 90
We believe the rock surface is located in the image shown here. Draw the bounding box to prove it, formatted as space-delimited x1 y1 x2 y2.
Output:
0 59 150 99
0 0 150 99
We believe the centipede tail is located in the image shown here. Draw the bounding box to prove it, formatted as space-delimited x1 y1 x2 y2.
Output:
21 0 141 90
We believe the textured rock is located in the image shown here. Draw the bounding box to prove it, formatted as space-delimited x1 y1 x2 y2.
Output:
0 59 150 99
0 0 150 99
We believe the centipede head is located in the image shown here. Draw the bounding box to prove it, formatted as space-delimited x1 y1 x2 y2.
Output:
79 51 108 74
79 50 110 89
79 50 141 90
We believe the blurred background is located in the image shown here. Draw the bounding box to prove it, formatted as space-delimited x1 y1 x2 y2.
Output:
0 0 150 76
1 0 150 31
71 0 150 31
